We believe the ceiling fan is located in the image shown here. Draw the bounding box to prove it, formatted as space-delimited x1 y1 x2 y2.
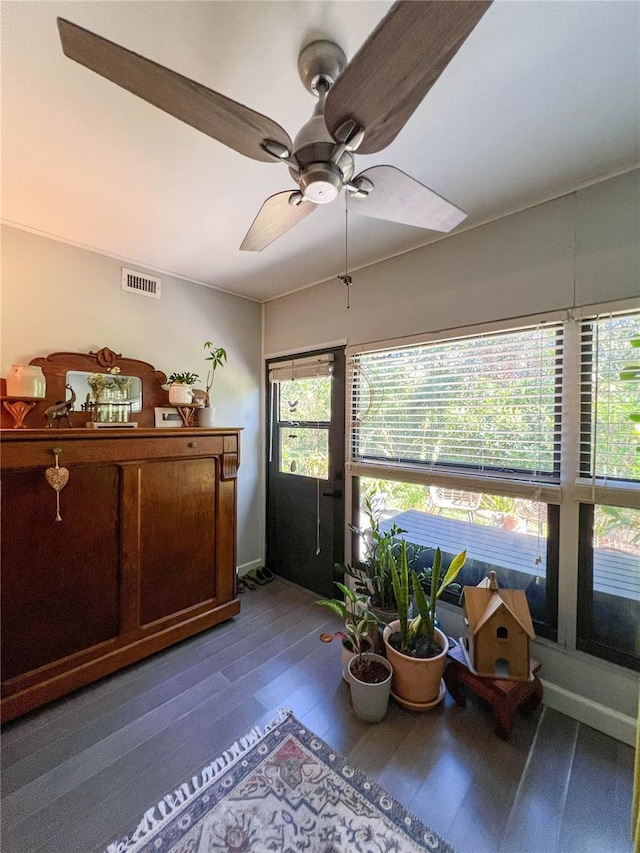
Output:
57 1 492 252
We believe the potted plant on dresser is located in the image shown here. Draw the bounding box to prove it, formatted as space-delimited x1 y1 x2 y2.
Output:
167 371 200 405
383 542 466 710
318 583 393 723
198 342 227 427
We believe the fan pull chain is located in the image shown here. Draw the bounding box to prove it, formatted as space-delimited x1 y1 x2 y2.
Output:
338 193 352 308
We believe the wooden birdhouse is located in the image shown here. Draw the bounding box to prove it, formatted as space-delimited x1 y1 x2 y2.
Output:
461 571 535 681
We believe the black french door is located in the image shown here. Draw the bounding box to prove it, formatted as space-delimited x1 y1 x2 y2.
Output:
266 347 345 598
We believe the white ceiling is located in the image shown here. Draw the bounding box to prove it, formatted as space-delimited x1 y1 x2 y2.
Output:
2 1 639 302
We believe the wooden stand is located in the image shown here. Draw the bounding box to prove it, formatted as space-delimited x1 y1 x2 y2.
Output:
1 397 41 428
444 643 543 739
174 404 200 427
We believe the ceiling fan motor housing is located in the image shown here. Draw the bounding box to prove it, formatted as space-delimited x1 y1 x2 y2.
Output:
299 162 343 203
289 97 355 202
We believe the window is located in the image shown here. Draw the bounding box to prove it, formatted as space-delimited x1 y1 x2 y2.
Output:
577 313 640 670
579 313 640 482
347 307 640 669
351 324 563 478
357 477 558 640
349 324 563 641
269 355 333 481
577 505 640 669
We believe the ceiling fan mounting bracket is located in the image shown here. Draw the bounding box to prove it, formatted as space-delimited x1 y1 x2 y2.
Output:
346 175 374 199
297 40 346 96
261 139 292 161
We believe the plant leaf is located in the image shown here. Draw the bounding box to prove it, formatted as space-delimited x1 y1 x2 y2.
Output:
316 599 346 619
436 550 467 600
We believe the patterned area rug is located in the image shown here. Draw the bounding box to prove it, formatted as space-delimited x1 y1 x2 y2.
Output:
106 708 454 853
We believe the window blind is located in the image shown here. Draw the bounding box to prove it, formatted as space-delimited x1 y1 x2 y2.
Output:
349 324 564 483
269 353 334 383
579 310 640 484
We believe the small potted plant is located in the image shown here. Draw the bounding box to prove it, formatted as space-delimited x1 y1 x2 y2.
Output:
167 371 200 405
318 582 393 723
340 496 406 624
383 541 466 709
198 342 227 427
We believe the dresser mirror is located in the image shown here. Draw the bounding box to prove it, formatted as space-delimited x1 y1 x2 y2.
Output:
4 346 170 429
66 371 143 416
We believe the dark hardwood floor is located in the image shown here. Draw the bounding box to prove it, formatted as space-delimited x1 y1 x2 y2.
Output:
1 579 634 853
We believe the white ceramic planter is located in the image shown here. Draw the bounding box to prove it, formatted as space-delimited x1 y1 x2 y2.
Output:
168 383 192 405
6 364 46 398
348 652 393 723
383 621 448 709
341 637 373 682
197 406 216 427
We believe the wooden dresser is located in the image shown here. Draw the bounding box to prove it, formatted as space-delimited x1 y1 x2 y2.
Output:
1 427 241 722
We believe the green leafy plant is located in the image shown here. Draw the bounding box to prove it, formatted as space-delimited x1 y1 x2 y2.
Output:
620 333 640 455
390 541 466 657
203 342 227 403
340 496 410 611
168 372 200 385
317 582 375 657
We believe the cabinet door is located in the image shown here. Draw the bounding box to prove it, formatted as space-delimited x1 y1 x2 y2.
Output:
138 457 217 625
1 465 120 680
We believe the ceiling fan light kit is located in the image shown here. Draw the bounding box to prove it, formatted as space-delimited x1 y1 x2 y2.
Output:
57 1 492 253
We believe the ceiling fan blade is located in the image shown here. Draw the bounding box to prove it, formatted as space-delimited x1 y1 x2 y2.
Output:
350 166 467 233
57 18 292 163
325 1 492 155
240 192 317 252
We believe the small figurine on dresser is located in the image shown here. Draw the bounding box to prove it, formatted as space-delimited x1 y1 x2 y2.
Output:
43 385 76 428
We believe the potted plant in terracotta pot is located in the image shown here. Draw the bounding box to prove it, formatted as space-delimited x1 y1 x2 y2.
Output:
198 342 227 427
318 582 393 723
383 542 466 710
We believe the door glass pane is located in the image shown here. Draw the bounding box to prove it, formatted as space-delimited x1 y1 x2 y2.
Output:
280 428 329 479
278 377 331 423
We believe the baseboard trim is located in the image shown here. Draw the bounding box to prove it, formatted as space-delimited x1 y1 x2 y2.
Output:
437 601 638 745
237 559 264 576
540 679 636 746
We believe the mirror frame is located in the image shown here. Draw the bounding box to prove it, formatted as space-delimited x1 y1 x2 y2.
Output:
26 346 168 429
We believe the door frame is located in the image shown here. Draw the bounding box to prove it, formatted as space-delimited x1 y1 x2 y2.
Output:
265 345 346 594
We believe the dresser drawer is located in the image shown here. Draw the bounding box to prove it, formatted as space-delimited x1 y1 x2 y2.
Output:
0 430 238 469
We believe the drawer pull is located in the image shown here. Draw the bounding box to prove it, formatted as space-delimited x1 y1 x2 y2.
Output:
188 441 198 448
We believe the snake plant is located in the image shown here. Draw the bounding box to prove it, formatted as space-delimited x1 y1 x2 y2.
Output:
390 541 466 657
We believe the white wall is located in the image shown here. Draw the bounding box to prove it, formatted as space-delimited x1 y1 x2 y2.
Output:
265 169 639 353
1 224 263 569
263 169 640 744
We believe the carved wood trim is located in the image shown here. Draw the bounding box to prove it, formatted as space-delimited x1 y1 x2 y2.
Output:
221 452 239 480
0 347 170 429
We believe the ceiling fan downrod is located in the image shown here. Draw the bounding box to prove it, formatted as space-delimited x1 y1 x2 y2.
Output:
289 39 368 204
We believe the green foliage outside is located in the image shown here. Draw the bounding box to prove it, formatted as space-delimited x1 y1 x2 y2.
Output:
278 376 331 422
355 328 560 473
277 376 331 479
